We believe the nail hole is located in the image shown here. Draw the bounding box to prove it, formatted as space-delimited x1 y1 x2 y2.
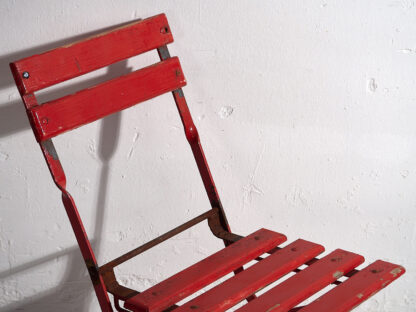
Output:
161 26 169 34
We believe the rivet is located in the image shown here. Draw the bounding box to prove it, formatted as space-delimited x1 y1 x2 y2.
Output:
160 26 169 34
42 117 49 125
175 69 181 77
22 71 30 79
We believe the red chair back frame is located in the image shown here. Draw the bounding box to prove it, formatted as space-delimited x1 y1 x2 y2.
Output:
10 14 234 311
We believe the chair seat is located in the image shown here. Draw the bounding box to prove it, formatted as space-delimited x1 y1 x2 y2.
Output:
124 228 404 312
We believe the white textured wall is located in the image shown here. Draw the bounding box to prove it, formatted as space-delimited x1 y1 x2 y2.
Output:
1 1 415 311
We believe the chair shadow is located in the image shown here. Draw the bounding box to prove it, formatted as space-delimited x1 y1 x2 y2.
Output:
0 24 134 311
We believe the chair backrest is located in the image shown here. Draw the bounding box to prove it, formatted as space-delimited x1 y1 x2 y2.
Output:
10 13 226 221
10 14 186 142
9 14 232 311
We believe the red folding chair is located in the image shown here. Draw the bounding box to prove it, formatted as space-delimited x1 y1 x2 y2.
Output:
10 13 405 312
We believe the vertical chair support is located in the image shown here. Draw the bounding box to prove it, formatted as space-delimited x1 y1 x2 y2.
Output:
157 46 256 305
157 46 232 242
41 137 113 311
15 87 114 311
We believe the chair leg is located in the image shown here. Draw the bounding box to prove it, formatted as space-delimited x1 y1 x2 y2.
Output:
61 192 113 311
114 297 130 312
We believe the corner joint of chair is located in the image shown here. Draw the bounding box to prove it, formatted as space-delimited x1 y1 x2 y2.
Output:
85 259 101 285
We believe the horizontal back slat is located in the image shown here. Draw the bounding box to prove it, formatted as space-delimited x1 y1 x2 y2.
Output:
29 57 186 141
11 14 173 95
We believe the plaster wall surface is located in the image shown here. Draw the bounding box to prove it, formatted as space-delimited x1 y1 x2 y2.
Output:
0 1 415 311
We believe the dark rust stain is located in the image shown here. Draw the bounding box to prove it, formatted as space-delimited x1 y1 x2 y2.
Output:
74 57 81 72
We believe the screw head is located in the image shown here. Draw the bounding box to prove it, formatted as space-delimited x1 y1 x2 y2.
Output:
160 26 169 34
22 71 30 79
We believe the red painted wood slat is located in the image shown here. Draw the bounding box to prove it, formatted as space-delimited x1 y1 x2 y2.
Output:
28 57 185 141
124 229 287 312
10 14 173 95
236 249 365 312
175 239 325 312
299 260 405 312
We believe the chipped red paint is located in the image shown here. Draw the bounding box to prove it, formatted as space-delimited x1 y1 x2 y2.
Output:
299 260 406 312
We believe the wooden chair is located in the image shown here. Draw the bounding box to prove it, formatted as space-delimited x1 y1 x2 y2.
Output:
10 13 405 312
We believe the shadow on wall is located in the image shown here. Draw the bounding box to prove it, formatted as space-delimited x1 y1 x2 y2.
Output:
0 20 136 311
